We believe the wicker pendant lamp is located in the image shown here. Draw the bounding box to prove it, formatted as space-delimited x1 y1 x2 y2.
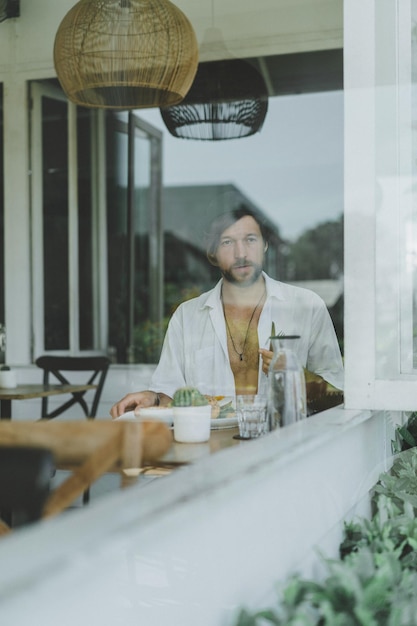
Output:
160 56 269 140
53 0 199 110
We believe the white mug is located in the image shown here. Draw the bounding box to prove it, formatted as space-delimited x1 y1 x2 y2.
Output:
173 405 211 443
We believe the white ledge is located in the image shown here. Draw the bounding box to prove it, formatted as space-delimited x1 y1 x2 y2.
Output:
0 406 402 625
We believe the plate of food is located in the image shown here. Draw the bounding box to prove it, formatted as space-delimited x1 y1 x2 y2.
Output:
210 416 238 429
205 396 237 429
115 396 237 429
115 406 174 425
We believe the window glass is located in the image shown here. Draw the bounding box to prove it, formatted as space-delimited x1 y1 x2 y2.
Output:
32 80 102 356
107 116 130 362
107 113 163 363
136 62 344 361
0 84 4 330
412 2 417 368
77 108 94 350
42 96 69 350
131 126 152 361
373 0 416 379
344 0 417 409
106 54 343 364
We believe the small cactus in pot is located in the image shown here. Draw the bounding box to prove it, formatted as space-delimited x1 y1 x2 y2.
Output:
172 387 211 443
172 387 209 407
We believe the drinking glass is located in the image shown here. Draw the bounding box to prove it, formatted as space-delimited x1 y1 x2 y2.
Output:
236 395 268 439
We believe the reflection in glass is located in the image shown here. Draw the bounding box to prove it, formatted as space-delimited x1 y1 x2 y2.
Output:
0 84 3 326
413 5 417 368
131 126 151 363
78 109 94 350
107 52 344 363
42 96 69 350
107 113 163 363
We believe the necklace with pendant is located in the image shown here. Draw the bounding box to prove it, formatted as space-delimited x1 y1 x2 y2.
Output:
221 288 266 361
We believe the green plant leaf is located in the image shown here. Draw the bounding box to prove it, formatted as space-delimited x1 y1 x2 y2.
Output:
232 436 417 626
234 608 260 626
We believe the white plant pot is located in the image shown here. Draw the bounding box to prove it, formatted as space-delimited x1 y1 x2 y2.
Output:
173 405 211 443
0 370 17 388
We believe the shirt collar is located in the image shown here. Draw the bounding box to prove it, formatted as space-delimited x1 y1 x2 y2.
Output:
204 279 223 309
203 272 285 309
263 272 286 301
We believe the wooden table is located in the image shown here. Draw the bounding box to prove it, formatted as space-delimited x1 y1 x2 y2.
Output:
0 384 97 420
149 425 243 467
0 419 173 533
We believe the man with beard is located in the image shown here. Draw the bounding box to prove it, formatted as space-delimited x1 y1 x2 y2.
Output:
110 208 343 417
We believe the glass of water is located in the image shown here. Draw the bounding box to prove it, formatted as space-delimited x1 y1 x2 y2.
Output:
236 395 268 439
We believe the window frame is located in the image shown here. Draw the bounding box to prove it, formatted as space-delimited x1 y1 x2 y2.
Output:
344 0 417 410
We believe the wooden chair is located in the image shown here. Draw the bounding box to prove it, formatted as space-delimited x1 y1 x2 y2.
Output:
35 356 111 420
0 419 173 535
0 446 55 534
35 355 112 504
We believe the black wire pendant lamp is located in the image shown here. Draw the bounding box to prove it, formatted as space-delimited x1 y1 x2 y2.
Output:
160 55 269 140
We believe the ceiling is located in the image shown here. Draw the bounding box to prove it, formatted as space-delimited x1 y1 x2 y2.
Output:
249 49 343 97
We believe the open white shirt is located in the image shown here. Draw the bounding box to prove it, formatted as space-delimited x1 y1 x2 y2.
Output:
149 272 344 398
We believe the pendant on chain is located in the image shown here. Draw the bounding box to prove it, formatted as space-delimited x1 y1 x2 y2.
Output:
221 287 266 363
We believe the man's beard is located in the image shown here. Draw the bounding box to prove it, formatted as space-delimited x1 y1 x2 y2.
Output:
221 261 263 287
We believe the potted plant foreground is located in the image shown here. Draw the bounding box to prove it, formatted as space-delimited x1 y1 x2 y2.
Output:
233 418 417 626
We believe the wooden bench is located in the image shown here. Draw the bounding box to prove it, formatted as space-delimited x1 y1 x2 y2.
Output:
0 419 173 533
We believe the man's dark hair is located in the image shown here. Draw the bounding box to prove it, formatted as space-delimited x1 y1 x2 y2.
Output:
205 206 268 265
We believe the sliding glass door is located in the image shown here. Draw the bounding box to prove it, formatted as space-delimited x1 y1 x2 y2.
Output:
30 81 107 356
0 84 4 340
30 82 162 363
107 112 163 363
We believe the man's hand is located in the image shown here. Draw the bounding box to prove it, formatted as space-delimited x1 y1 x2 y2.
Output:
110 390 158 419
259 348 274 375
110 390 173 419
259 353 332 392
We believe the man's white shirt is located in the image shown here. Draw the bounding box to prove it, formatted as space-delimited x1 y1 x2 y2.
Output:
149 272 344 398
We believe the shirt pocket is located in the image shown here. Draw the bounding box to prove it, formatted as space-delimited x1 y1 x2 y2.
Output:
184 346 216 389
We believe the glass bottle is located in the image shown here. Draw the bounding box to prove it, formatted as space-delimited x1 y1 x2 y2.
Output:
268 335 307 430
